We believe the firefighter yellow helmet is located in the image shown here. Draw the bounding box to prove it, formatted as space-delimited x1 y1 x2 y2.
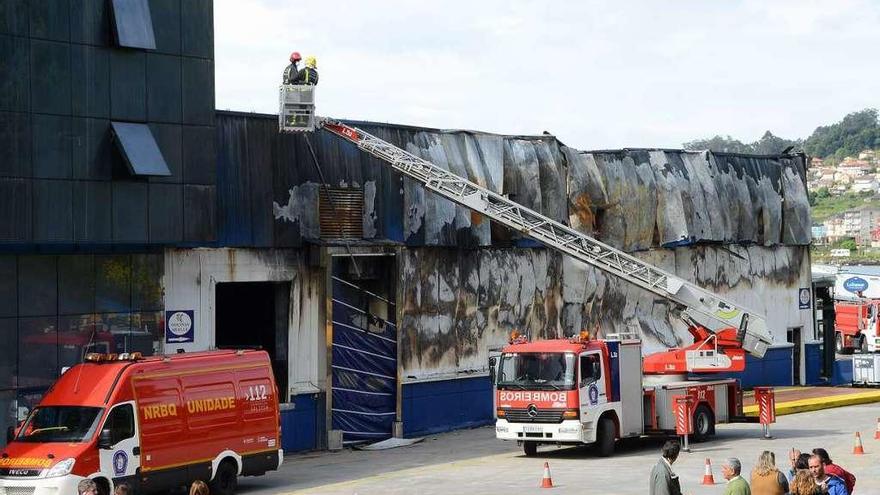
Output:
305 56 317 69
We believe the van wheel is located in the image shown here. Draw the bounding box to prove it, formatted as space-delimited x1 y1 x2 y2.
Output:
596 417 615 457
692 405 714 442
210 460 238 495
523 441 538 457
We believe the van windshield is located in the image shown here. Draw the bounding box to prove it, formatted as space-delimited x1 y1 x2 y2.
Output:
16 406 104 443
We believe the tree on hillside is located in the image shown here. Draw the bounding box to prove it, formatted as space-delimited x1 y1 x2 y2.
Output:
683 135 753 153
683 131 800 154
804 108 880 159
752 130 802 154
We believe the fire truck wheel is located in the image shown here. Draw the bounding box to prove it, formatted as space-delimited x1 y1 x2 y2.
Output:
596 417 615 457
523 441 538 457
210 460 239 495
835 333 849 354
692 405 714 442
859 335 869 353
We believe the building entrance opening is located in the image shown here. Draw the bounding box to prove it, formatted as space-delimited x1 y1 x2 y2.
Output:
330 254 397 445
215 282 290 401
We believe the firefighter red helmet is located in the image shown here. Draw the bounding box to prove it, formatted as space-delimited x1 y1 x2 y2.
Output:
290 51 302 63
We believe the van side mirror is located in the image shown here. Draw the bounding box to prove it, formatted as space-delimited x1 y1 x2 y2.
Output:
98 429 113 449
6 426 14 444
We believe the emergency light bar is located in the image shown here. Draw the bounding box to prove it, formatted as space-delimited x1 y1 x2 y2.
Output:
85 352 144 363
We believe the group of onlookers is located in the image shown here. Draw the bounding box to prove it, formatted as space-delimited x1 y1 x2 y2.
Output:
649 440 857 495
77 479 210 494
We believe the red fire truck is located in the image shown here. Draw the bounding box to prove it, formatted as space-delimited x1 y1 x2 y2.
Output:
494 331 750 456
0 350 281 495
834 300 880 353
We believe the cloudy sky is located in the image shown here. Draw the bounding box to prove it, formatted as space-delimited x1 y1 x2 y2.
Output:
214 0 880 150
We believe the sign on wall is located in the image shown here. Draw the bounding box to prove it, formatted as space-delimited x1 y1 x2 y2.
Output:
843 276 869 294
798 288 811 310
165 310 195 343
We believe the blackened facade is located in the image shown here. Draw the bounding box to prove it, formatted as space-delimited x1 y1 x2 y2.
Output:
0 0 215 445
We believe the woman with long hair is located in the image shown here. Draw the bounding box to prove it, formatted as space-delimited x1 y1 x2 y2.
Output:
750 450 789 495
190 480 209 495
789 470 822 495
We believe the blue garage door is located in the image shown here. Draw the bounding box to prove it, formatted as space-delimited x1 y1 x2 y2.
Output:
331 276 397 444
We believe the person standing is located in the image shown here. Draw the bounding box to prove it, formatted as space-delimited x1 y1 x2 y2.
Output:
293 56 319 86
77 479 98 495
722 458 751 495
750 451 789 494
649 440 683 495
786 449 801 483
808 455 848 495
789 471 822 495
282 51 302 84
812 448 856 494
190 480 210 495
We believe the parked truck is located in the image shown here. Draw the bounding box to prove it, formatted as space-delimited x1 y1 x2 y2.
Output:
834 300 880 353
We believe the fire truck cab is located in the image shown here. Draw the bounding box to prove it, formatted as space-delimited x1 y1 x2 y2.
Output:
0 350 281 495
493 333 742 456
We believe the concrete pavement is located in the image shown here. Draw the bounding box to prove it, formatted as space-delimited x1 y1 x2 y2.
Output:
239 403 880 494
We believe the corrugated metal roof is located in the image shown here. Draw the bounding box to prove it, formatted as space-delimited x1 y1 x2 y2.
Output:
215 111 811 251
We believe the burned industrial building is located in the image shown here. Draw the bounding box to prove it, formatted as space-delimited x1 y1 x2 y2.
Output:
1 0 822 454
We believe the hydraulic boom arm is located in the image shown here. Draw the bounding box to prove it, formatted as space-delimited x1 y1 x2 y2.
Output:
318 118 773 361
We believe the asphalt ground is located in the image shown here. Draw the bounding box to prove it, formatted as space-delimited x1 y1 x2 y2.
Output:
238 403 880 495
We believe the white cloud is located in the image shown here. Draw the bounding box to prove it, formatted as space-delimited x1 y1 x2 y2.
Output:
215 0 880 149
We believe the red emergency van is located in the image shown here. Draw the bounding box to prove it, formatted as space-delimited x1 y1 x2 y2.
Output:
0 349 282 495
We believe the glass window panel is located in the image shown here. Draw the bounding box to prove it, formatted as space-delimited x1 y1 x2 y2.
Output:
131 254 163 311
58 255 95 315
0 318 17 389
96 255 131 313
18 317 58 389
110 122 171 177
58 314 104 371
0 256 17 318
110 0 156 49
131 311 162 356
95 312 130 354
18 256 57 317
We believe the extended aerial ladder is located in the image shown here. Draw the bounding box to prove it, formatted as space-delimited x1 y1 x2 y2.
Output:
277 88 773 374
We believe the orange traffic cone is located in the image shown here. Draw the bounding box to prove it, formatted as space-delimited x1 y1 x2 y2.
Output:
853 432 865 455
540 461 554 488
874 418 880 440
702 458 716 485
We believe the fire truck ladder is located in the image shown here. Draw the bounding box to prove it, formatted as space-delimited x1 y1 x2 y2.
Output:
318 119 773 359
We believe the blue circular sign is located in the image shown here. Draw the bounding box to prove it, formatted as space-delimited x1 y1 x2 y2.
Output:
588 384 599 405
843 276 869 294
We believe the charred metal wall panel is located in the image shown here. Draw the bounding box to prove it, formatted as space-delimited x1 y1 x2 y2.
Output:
0 0 215 248
399 245 812 381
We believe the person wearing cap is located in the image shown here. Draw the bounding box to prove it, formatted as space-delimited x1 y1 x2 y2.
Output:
811 448 855 494
283 51 302 84
293 56 319 86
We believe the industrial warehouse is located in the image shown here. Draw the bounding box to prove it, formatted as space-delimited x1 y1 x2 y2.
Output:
0 0 859 477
